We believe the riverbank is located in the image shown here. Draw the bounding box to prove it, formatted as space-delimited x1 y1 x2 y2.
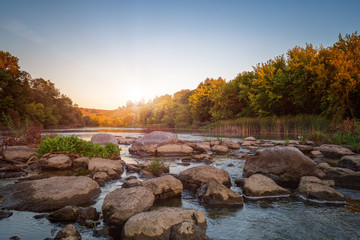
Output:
1 131 360 240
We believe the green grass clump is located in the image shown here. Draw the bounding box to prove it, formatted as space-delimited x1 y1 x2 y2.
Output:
38 135 120 158
147 158 165 175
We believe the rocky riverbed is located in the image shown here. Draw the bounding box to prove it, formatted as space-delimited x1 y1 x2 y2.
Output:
1 130 360 240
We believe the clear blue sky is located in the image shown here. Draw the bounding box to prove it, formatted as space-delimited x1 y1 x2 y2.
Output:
1 0 359 109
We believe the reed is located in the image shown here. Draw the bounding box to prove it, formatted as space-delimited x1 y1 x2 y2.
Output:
214 115 332 138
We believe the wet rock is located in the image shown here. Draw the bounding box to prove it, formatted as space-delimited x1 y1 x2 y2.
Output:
243 174 291 198
102 187 155 231
123 207 207 240
260 143 275 147
9 236 20 240
91 133 119 146
227 163 235 167
170 222 210 240
318 144 355 159
126 164 140 173
0 210 13 219
317 162 332 170
297 176 345 202
294 145 313 154
259 202 274 208
188 142 211 152
235 178 246 187
2 146 37 163
73 157 89 169
323 167 360 190
178 165 231 190
143 175 183 200
54 224 81 240
41 154 72 170
129 131 178 156
193 154 211 162
88 158 123 174
93 226 110 237
47 205 80 222
77 207 100 224
125 176 138 180
122 179 143 188
244 146 325 187
337 155 360 171
93 172 111 182
0 172 27 178
96 179 106 187
196 178 243 206
211 144 229 154
310 150 324 159
0 176 100 212
223 141 240 150
156 144 193 156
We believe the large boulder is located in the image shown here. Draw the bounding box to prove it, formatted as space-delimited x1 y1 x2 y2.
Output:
178 165 231 190
244 146 325 186
337 155 360 171
91 133 119 146
129 131 178 156
40 154 72 170
123 207 207 240
196 178 243 206
156 144 193 156
242 174 290 198
143 175 183 200
323 167 360 190
2 146 37 163
297 176 345 203
0 176 100 212
102 187 154 231
318 144 355 159
88 158 124 174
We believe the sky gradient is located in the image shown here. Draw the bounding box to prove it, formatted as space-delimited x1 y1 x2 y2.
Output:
1 0 359 109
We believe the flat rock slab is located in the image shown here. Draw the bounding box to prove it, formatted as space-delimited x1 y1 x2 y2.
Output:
129 131 178 156
102 187 155 228
88 158 124 174
318 144 355 159
156 144 193 156
0 176 100 212
2 146 37 162
143 175 183 200
123 207 207 240
91 133 119 146
178 165 231 190
297 176 345 203
244 146 325 186
243 174 290 198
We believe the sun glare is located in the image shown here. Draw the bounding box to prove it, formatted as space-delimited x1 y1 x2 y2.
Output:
127 90 145 103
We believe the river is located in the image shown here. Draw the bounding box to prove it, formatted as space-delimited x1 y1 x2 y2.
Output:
0 127 359 240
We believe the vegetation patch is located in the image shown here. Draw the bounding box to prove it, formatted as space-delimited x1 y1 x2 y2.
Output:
37 135 120 158
146 158 166 175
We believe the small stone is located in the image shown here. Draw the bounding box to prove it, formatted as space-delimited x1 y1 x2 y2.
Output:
0 210 13 219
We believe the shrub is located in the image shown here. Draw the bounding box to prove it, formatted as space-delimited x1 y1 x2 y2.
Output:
147 158 166 175
37 135 120 158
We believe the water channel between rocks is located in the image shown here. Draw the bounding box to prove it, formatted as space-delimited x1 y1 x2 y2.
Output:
0 128 360 240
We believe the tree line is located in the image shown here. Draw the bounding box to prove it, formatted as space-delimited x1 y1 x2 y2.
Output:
85 32 360 128
0 51 85 128
2 32 359 129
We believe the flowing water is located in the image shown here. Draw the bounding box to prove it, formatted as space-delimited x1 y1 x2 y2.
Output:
0 128 359 240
